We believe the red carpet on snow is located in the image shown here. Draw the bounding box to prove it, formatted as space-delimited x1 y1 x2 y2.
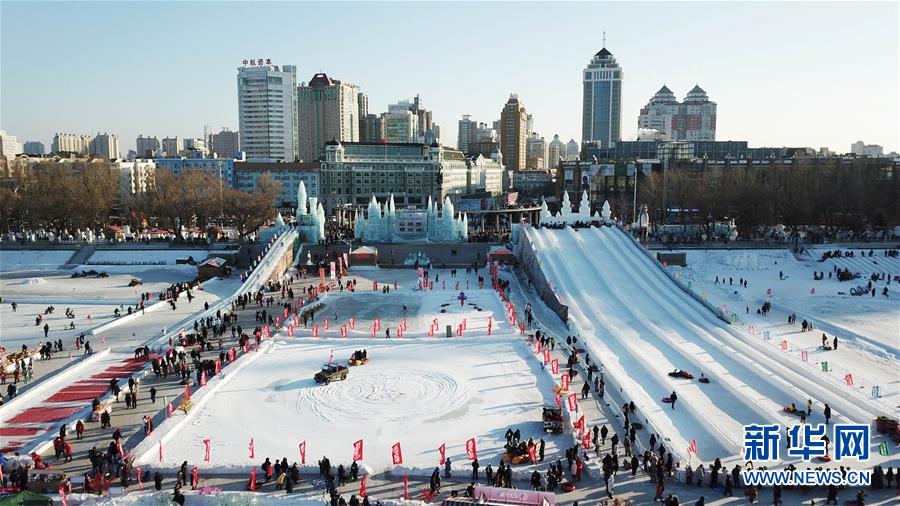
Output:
0 427 45 437
8 405 80 424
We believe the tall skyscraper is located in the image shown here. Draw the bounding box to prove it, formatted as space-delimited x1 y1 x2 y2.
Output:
237 63 298 161
210 128 240 158
357 92 369 141
298 73 360 161
52 133 91 155
548 134 565 169
526 132 547 170
23 141 44 155
136 135 160 157
638 85 717 141
566 139 579 161
500 94 527 171
582 47 623 149
457 115 478 153
360 114 385 143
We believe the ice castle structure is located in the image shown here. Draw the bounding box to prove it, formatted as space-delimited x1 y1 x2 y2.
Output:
354 194 467 242
293 180 325 242
540 190 612 225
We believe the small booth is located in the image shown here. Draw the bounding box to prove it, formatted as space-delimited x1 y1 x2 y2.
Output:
197 257 229 281
487 245 516 265
349 246 378 267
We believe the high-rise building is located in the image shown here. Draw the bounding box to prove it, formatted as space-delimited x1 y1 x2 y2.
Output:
526 114 534 136
298 73 360 162
136 135 160 157
161 137 182 157
637 85 717 141
116 159 156 198
383 107 419 143
237 63 299 161
851 141 884 157
500 94 527 171
582 47 623 149
89 133 119 159
457 115 478 153
566 139 579 161
548 134 565 169
210 128 240 158
410 94 432 139
0 130 22 158
182 138 208 157
357 92 369 141
526 132 547 170
51 133 92 155
360 114 385 143
23 141 44 155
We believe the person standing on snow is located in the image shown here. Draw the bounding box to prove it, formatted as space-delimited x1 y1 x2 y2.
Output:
669 391 677 410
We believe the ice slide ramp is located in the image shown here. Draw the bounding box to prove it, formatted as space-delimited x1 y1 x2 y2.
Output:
525 226 886 463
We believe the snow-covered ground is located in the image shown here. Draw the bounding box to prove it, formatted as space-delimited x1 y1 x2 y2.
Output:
134 336 563 474
524 226 895 467
666 248 900 415
87 249 207 265
0 249 76 272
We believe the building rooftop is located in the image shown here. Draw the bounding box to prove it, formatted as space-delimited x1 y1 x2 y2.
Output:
308 73 335 87
595 48 613 58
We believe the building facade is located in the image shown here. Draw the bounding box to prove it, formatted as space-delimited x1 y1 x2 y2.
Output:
136 135 160 158
51 133 92 155
526 132 547 170
500 94 527 171
234 161 320 207
457 115 478 154
210 129 240 158
851 141 884 157
116 159 156 198
161 137 182 157
548 134 565 169
298 73 360 162
582 47 623 149
154 157 236 188
181 137 208 157
237 63 299 161
383 109 418 143
89 133 119 159
0 131 22 158
510 169 554 195
360 114 385 143
23 141 44 156
319 141 503 214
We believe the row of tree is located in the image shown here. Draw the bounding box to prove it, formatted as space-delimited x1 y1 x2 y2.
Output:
634 162 898 234
1 163 281 240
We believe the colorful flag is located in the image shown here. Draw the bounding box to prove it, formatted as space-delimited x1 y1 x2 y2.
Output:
299 441 307 464
439 443 446 465
359 474 367 496
353 439 364 461
688 439 697 454
204 439 211 462
466 438 478 461
392 442 403 465
249 438 255 459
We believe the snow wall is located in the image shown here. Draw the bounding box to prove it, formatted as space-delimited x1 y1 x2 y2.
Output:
516 225 569 322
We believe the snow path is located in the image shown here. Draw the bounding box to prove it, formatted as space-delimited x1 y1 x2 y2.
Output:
526 226 889 463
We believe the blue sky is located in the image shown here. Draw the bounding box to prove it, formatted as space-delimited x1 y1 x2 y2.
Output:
2 1 897 154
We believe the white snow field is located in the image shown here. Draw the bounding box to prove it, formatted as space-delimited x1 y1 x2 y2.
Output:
525 226 892 466
0 249 76 272
667 249 900 416
87 249 206 266
134 337 564 474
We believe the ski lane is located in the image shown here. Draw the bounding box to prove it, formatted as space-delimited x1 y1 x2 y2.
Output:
589 227 799 426
602 227 884 425
527 227 730 462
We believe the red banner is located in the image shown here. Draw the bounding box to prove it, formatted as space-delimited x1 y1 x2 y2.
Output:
555 393 561 409
59 487 67 506
167 402 174 418
551 359 559 375
560 373 569 391
191 467 198 489
543 349 550 363
403 472 409 500
185 384 191 401
528 444 537 464
249 438 255 459
439 443 446 465
200 371 207 387
249 468 256 491
353 439 364 461
159 441 163 462
567 393 578 412
136 466 142 490
582 431 591 450
574 415 584 431
359 474 367 496
203 439 211 462
392 442 403 465
299 441 306 464
466 438 477 461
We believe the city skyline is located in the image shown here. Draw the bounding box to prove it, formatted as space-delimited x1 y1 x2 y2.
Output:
1 1 898 156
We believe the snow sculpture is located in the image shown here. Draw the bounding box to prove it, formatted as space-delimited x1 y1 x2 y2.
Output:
296 181 308 216
578 190 591 216
274 212 285 228
601 200 612 220
561 191 573 217
354 193 467 242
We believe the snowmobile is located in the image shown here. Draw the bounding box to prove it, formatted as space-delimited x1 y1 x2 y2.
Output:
667 369 694 380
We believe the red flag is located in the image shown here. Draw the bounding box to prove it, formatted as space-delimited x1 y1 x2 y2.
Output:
439 443 446 465
59 486 67 506
582 431 591 450
403 472 409 500
200 371 207 387
567 393 578 412
184 384 191 401
299 441 306 464
116 440 124 458
159 441 163 462
543 349 550 363
688 438 697 454
167 402 174 418
136 466 142 490
249 438 255 459
551 359 559 375
203 439 211 462
574 415 584 431
560 373 569 391
249 468 256 491
353 439 364 461
528 444 537 464
191 466 198 489
536 340 542 353
359 474 367 496
391 442 403 465
465 438 477 461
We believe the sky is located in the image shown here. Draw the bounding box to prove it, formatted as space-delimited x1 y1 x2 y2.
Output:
2 1 898 155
